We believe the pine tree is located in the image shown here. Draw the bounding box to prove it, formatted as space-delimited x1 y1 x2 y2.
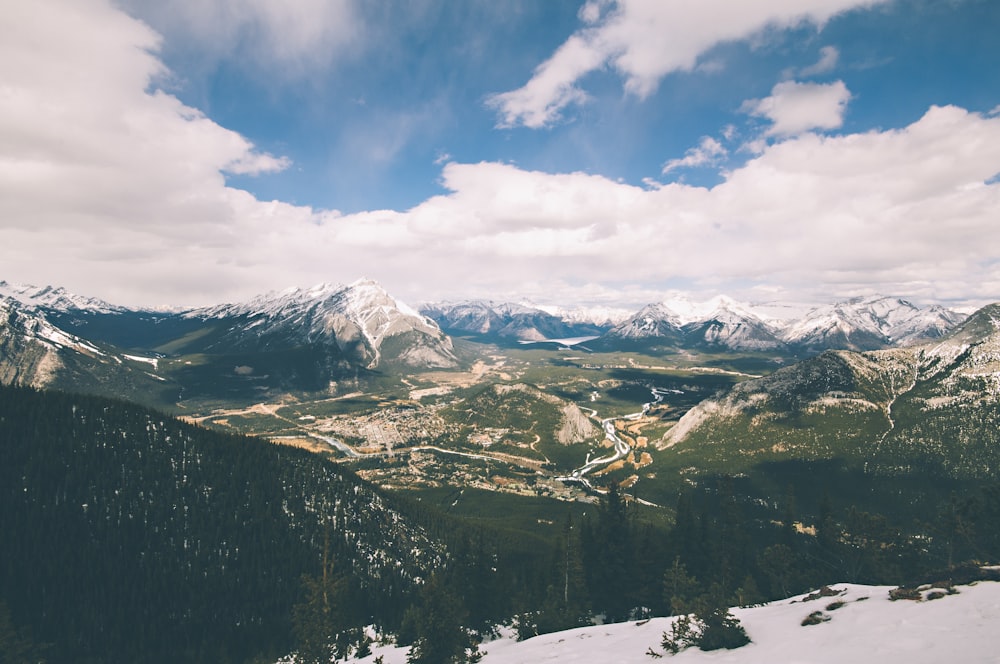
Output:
406 574 479 664
292 530 347 664
584 484 634 621
662 557 699 616
0 601 47 663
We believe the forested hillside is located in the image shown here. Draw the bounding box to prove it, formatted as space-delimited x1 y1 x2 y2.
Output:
3 384 1000 663
0 386 446 662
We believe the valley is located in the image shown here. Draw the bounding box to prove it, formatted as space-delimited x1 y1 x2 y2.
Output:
180 343 744 504
2 279 994 516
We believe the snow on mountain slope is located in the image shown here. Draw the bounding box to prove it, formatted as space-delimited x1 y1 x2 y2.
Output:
601 294 963 353
0 280 126 314
915 303 1000 393
0 295 107 358
679 297 786 351
781 296 962 351
602 296 786 351
603 302 684 340
0 295 174 397
533 303 633 328
659 302 1000 479
420 300 605 342
339 581 1000 664
189 278 457 369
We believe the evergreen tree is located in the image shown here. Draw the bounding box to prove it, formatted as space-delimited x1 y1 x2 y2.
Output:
670 493 701 569
662 557 699 616
780 485 797 549
406 574 479 664
757 544 796 598
292 531 349 664
541 513 588 631
0 600 47 664
583 484 634 621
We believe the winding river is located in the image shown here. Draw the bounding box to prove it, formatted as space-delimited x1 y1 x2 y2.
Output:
556 387 677 494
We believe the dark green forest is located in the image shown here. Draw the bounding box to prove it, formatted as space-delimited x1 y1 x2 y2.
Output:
2 384 999 663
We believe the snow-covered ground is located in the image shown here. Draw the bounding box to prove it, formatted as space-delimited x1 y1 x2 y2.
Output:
341 581 1000 664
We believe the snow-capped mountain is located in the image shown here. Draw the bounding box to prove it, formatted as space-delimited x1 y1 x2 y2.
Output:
0 280 126 314
596 302 686 351
600 296 786 351
677 296 787 351
0 278 459 404
662 302 1000 480
0 295 170 397
599 295 964 354
532 303 633 328
189 278 457 369
420 300 607 342
780 296 963 351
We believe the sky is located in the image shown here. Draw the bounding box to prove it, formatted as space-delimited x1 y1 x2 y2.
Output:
2 0 999 310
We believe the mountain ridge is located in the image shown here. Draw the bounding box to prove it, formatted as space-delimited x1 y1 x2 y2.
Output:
660 302 1000 480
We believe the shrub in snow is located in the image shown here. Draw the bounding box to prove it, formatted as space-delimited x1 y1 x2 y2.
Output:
888 587 921 601
801 611 830 626
659 607 750 655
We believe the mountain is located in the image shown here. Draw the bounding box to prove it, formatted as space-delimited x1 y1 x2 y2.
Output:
0 280 127 314
600 302 684 343
1 279 459 403
420 300 607 343
187 279 457 370
596 295 963 354
597 296 785 352
660 302 1000 483
780 296 964 351
0 294 175 401
677 296 787 351
532 303 633 328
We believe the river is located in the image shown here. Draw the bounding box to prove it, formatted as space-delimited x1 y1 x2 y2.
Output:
556 387 677 495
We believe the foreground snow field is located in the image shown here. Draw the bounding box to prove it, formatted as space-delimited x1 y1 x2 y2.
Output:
345 581 1000 664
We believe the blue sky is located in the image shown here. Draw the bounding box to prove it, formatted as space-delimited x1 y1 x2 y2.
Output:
2 0 999 310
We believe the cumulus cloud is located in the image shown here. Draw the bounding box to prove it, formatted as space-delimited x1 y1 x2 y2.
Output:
488 0 888 128
3 0 999 311
0 0 296 304
743 80 852 136
662 137 729 175
330 105 1000 307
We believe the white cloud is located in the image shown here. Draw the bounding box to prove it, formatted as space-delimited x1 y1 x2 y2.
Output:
489 0 888 128
487 34 605 129
331 105 1000 307
0 0 296 304
743 80 852 136
118 0 361 73
800 45 840 76
2 0 999 311
662 137 728 175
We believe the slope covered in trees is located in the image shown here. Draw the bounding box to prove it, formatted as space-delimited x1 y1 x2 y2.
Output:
3 384 1000 662
0 385 445 662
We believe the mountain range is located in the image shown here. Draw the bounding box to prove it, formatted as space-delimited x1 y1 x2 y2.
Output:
0 278 974 409
421 294 964 353
659 303 1000 485
0 278 457 404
